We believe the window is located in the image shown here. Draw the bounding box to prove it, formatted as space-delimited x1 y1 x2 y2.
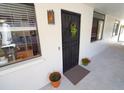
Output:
118 25 124 42
112 20 120 36
0 3 41 67
91 11 105 42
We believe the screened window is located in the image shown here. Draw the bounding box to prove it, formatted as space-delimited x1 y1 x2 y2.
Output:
0 3 41 67
118 25 124 42
91 11 105 42
112 20 120 36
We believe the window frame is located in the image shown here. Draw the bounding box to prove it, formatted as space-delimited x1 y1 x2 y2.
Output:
112 20 120 37
0 3 42 68
91 11 105 42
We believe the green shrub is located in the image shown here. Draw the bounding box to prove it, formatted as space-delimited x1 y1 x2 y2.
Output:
82 58 91 66
49 72 61 82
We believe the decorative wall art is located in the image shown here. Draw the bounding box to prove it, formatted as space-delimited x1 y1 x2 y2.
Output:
47 10 55 24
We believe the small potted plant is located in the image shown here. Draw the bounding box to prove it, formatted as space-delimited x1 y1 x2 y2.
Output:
49 72 61 88
82 58 91 66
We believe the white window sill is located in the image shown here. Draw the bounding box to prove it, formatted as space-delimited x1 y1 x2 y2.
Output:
0 57 46 76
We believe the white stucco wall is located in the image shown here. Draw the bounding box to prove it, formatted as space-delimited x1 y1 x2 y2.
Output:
81 14 119 59
0 3 119 89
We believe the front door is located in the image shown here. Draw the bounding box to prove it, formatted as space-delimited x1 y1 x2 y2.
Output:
61 9 81 73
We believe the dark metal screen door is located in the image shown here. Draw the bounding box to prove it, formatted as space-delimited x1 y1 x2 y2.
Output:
61 10 81 73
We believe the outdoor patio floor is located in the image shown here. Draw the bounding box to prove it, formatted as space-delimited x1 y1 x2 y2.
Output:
41 43 124 90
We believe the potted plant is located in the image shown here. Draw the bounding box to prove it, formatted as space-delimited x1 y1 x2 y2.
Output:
82 58 91 66
49 72 61 88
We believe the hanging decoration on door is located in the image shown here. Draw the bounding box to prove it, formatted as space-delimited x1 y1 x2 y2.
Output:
70 23 78 39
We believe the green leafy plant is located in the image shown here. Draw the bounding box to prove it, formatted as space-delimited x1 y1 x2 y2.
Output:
82 58 91 66
0 48 5 57
49 72 61 82
70 23 77 39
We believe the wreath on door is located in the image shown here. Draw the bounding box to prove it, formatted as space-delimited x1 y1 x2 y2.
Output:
70 23 78 39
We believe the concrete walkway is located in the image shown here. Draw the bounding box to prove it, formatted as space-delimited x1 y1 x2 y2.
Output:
41 43 124 90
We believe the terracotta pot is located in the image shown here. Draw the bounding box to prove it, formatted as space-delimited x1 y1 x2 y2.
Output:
49 72 61 88
51 80 61 88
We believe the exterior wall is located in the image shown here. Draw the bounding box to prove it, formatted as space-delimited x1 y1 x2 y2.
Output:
80 14 119 59
104 15 121 43
0 3 119 89
103 15 118 42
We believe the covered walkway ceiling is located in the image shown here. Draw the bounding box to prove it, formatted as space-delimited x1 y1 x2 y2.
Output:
86 3 124 20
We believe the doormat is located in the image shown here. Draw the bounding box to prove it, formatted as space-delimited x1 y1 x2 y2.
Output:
64 65 90 85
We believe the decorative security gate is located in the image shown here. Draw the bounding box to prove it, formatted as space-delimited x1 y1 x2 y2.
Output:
61 9 81 73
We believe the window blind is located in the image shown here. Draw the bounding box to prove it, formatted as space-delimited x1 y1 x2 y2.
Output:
93 11 105 20
0 3 36 27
